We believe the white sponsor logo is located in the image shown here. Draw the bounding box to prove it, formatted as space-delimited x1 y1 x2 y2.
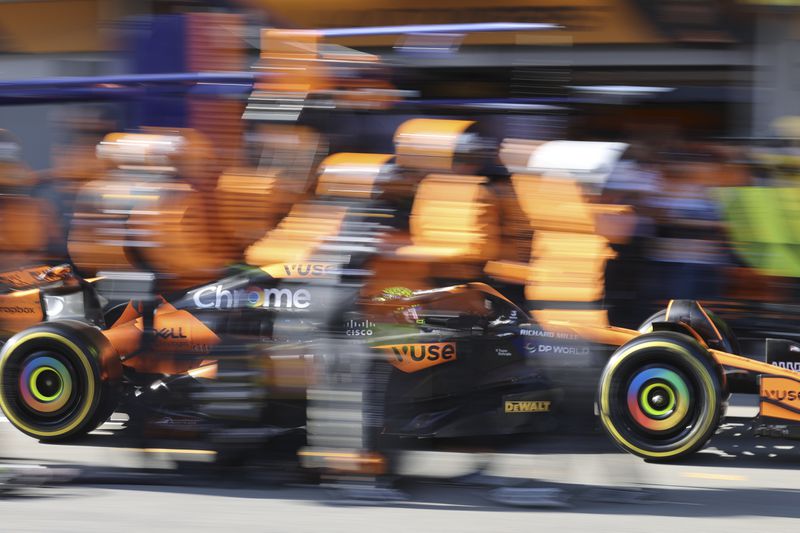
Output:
533 344 590 355
521 328 554 338
520 328 578 340
345 319 375 336
193 285 311 310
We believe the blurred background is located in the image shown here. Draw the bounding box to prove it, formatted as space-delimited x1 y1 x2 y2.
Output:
2 0 798 318
2 0 800 530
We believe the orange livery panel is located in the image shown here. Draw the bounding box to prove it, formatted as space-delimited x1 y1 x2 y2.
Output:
760 375 800 422
375 342 457 373
101 302 220 375
0 290 44 331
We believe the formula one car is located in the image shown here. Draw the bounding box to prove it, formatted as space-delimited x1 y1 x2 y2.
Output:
3 261 800 463
361 288 800 460
0 261 331 441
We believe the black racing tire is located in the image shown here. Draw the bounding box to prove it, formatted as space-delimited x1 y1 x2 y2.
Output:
597 331 724 462
0 320 122 442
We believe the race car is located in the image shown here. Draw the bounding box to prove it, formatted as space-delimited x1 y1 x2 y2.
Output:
0 260 338 442
361 288 800 461
4 260 800 463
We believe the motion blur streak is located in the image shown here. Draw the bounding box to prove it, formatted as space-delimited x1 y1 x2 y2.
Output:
2 1 800 531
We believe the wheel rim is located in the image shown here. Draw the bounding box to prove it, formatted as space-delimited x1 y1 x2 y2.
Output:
626 366 691 433
18 355 74 415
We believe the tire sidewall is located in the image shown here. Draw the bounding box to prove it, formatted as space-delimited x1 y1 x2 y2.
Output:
599 332 723 461
0 323 106 440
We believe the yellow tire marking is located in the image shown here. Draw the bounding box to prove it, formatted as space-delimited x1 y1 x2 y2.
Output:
0 332 96 438
599 340 718 459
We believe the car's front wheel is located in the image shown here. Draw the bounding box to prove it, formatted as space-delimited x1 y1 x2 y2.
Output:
598 331 724 462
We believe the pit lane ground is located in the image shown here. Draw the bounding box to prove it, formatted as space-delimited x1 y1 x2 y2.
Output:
2 396 800 532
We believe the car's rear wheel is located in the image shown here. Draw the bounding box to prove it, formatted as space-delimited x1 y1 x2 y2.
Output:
598 332 723 462
0 321 121 441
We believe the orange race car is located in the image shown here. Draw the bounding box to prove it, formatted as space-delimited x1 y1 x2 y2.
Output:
1 260 800 463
